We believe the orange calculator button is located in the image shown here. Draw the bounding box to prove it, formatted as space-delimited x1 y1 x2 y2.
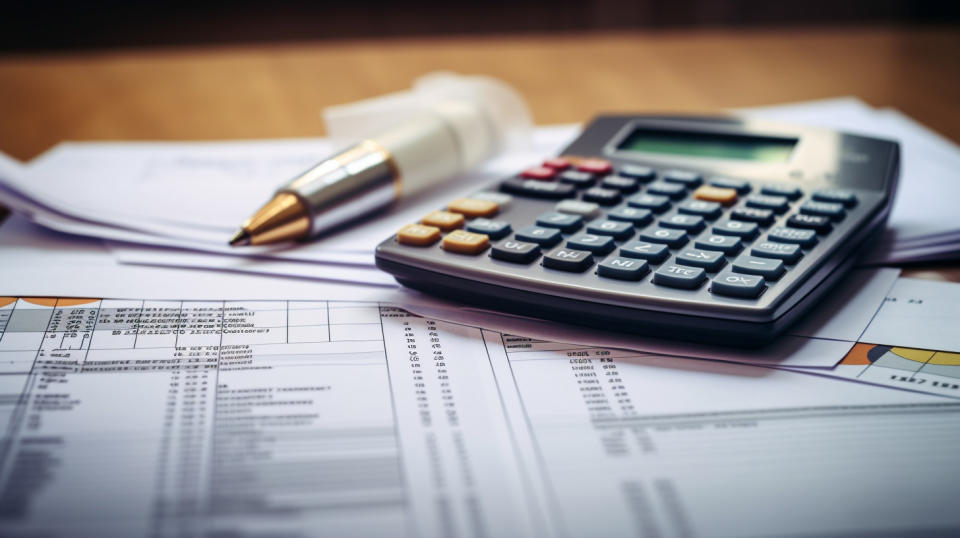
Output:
693 185 739 205
447 198 499 218
397 223 442 246
442 230 490 255
421 210 465 231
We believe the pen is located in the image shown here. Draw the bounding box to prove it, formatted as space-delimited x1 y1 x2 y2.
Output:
230 74 530 246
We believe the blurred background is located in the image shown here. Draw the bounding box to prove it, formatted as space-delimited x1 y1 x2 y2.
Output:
1 0 958 160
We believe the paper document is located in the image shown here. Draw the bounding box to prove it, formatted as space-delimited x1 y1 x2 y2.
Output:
1 297 957 537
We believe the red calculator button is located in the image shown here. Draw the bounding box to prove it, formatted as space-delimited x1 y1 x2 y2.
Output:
576 158 613 175
521 166 557 180
542 157 571 170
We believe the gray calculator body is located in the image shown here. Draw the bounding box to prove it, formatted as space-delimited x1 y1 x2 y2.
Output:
375 115 899 346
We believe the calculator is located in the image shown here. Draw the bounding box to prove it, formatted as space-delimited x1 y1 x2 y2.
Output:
375 115 899 346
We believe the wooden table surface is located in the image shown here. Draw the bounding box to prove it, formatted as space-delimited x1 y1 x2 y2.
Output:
1 25 958 279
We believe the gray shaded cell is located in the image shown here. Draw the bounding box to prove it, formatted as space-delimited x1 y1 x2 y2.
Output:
3 309 54 333
872 351 926 373
919 363 960 379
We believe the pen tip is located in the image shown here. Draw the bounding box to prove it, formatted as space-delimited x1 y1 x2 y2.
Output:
229 229 252 247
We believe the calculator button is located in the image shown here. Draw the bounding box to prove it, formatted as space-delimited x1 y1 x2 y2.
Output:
627 193 671 213
397 223 442 246
695 234 742 254
662 170 702 187
558 170 596 187
587 219 635 240
677 200 722 219
799 201 846 221
732 255 785 280
598 257 649 281
581 187 623 205
442 230 490 255
515 226 562 247
693 185 738 205
713 219 758 238
676 248 726 272
536 212 583 233
521 166 557 180
555 199 601 218
646 181 686 199
787 214 832 234
543 247 594 272
760 184 802 200
652 264 707 289
639 227 688 248
566 233 616 254
421 210 465 231
542 157 571 170
447 197 499 218
709 177 751 194
752 241 803 263
469 191 512 208
620 241 670 263
731 207 775 226
711 270 765 298
601 175 639 193
575 158 613 175
607 206 653 226
501 178 576 199
768 226 818 247
745 194 789 214
813 189 857 207
466 218 511 239
617 165 656 181
660 213 705 233
491 240 540 264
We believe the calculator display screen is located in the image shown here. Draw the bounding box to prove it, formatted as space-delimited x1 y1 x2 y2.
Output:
617 128 797 162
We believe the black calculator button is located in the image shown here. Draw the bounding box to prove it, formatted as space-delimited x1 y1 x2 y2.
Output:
586 219 635 240
536 212 583 233
711 270 765 298
652 264 707 289
601 175 639 193
620 241 670 262
731 207 775 226
558 170 596 187
677 200 722 220
745 194 790 214
732 255 786 280
597 257 650 280
813 189 857 207
515 226 562 247
566 233 616 255
501 178 575 199
752 241 803 263
760 184 802 200
768 226 818 247
695 234 742 254
581 187 622 205
676 248 726 272
607 206 653 227
786 214 832 234
491 240 540 264
712 219 758 239
543 247 593 272
639 227 688 248
646 181 687 199
555 200 601 218
627 193 672 213
799 201 845 221
466 218 512 239
660 213 705 233
709 177 751 194
617 165 656 182
662 170 703 187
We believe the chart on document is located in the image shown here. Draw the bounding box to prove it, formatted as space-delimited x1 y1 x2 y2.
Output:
1 297 959 537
